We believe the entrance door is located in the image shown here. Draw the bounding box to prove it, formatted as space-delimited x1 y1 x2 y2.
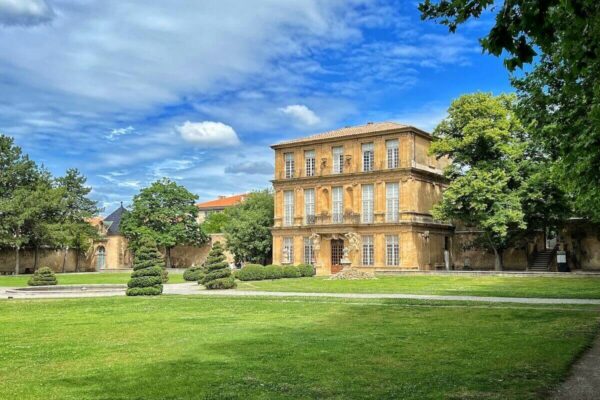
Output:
96 246 106 270
331 239 344 274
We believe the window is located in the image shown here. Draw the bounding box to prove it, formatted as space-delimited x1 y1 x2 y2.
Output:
283 237 294 264
284 152 295 179
362 235 374 266
386 139 399 169
304 188 315 224
283 190 294 226
332 146 344 174
362 142 374 172
96 246 106 270
305 150 315 177
303 237 314 265
386 182 399 222
361 184 374 223
386 235 399 266
332 186 343 223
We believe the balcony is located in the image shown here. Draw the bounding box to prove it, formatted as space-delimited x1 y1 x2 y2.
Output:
305 215 316 225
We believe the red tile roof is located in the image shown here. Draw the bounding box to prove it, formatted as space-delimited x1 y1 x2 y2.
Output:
196 194 247 209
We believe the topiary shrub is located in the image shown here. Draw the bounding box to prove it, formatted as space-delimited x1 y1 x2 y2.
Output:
282 265 301 278
126 236 164 296
28 267 57 286
263 265 284 280
296 263 316 277
236 264 266 281
183 265 206 281
201 242 235 289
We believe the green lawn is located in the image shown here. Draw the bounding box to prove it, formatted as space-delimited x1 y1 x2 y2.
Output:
0 271 185 287
237 275 600 299
0 296 598 399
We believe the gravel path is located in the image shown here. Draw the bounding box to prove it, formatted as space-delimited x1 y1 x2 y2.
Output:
552 334 600 400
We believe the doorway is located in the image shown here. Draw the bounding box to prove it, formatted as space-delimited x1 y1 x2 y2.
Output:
96 246 106 270
331 239 344 274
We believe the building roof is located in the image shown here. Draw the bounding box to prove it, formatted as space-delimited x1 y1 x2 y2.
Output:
196 194 247 210
271 121 417 148
103 204 127 235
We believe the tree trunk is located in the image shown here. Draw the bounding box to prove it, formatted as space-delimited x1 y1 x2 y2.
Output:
493 248 504 271
165 247 172 269
15 246 20 275
33 246 39 271
62 246 69 273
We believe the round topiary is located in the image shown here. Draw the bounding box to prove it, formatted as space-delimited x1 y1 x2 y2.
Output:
296 263 316 277
282 265 301 278
126 236 164 296
183 265 206 281
28 267 58 286
201 242 235 289
236 264 266 281
263 265 284 280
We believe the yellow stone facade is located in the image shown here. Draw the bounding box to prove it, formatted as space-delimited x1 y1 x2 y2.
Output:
271 122 455 275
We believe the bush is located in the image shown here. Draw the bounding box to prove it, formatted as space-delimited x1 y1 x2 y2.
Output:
296 263 316 277
28 267 57 286
263 265 284 280
282 265 301 278
183 265 206 281
161 269 169 283
202 242 235 289
126 236 164 296
236 264 266 281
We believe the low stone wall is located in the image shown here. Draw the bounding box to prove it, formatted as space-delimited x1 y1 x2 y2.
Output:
0 248 95 274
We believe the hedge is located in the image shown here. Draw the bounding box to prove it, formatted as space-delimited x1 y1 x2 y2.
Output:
235 264 266 281
234 264 315 282
183 265 206 281
296 263 316 277
28 267 58 286
282 265 301 278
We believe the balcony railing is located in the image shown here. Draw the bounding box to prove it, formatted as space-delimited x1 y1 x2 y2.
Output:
305 215 316 225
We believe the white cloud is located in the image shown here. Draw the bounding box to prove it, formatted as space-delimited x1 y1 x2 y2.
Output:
0 0 54 26
107 126 134 140
279 104 321 126
225 161 273 175
176 121 240 147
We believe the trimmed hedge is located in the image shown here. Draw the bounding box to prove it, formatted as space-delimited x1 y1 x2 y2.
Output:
125 286 163 296
201 242 235 289
126 236 164 296
183 265 206 282
263 265 284 279
235 264 315 282
296 263 316 277
204 276 236 290
236 264 266 281
28 267 57 286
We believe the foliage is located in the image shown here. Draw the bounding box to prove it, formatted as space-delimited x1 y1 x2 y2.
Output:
223 190 273 265
126 236 163 296
263 265 284 280
281 265 301 278
201 242 235 289
201 212 230 234
27 267 57 286
295 264 316 277
235 264 313 281
235 264 267 281
183 265 206 281
121 178 207 268
419 0 600 221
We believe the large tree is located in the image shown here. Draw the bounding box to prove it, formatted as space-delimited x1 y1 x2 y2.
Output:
430 93 568 270
419 0 600 221
223 190 273 265
121 178 207 268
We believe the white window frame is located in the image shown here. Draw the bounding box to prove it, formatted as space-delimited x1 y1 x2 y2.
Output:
304 188 315 224
303 237 314 265
362 142 374 172
386 139 399 169
386 182 399 222
305 150 315 177
283 190 294 226
283 237 294 264
386 235 399 266
362 235 374 266
332 186 343 223
284 152 295 179
361 184 374 223
332 146 344 174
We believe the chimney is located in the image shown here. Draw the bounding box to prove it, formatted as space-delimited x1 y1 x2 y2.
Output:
218 195 226 199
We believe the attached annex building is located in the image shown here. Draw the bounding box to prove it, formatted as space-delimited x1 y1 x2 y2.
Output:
271 122 453 276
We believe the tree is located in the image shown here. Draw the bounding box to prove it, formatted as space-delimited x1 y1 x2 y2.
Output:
201 242 235 289
419 0 600 221
126 236 164 296
430 93 568 270
201 212 230 234
223 190 273 265
121 179 207 268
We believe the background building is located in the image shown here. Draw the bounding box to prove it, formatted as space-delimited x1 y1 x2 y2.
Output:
196 194 247 223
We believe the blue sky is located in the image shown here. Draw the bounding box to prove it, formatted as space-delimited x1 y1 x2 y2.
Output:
0 0 511 215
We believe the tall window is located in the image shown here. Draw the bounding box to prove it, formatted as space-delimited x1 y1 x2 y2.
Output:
332 186 343 223
386 235 399 266
303 237 314 265
283 237 294 264
362 235 374 266
305 150 315 177
361 184 374 223
304 188 315 224
332 146 344 174
284 152 295 179
283 190 294 226
362 142 374 172
386 182 399 222
386 139 399 169
96 246 106 270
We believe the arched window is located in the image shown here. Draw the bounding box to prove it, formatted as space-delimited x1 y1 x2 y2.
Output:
96 246 106 270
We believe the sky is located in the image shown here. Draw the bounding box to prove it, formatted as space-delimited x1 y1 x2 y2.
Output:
0 0 512 215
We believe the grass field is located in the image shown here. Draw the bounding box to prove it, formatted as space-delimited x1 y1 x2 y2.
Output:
0 296 598 399
0 272 185 287
237 275 600 299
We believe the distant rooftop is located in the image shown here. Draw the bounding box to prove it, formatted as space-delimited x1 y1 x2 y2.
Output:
197 193 247 210
272 121 422 148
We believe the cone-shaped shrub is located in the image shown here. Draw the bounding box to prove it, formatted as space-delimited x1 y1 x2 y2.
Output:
183 265 206 281
127 236 164 296
28 267 58 286
201 242 235 289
